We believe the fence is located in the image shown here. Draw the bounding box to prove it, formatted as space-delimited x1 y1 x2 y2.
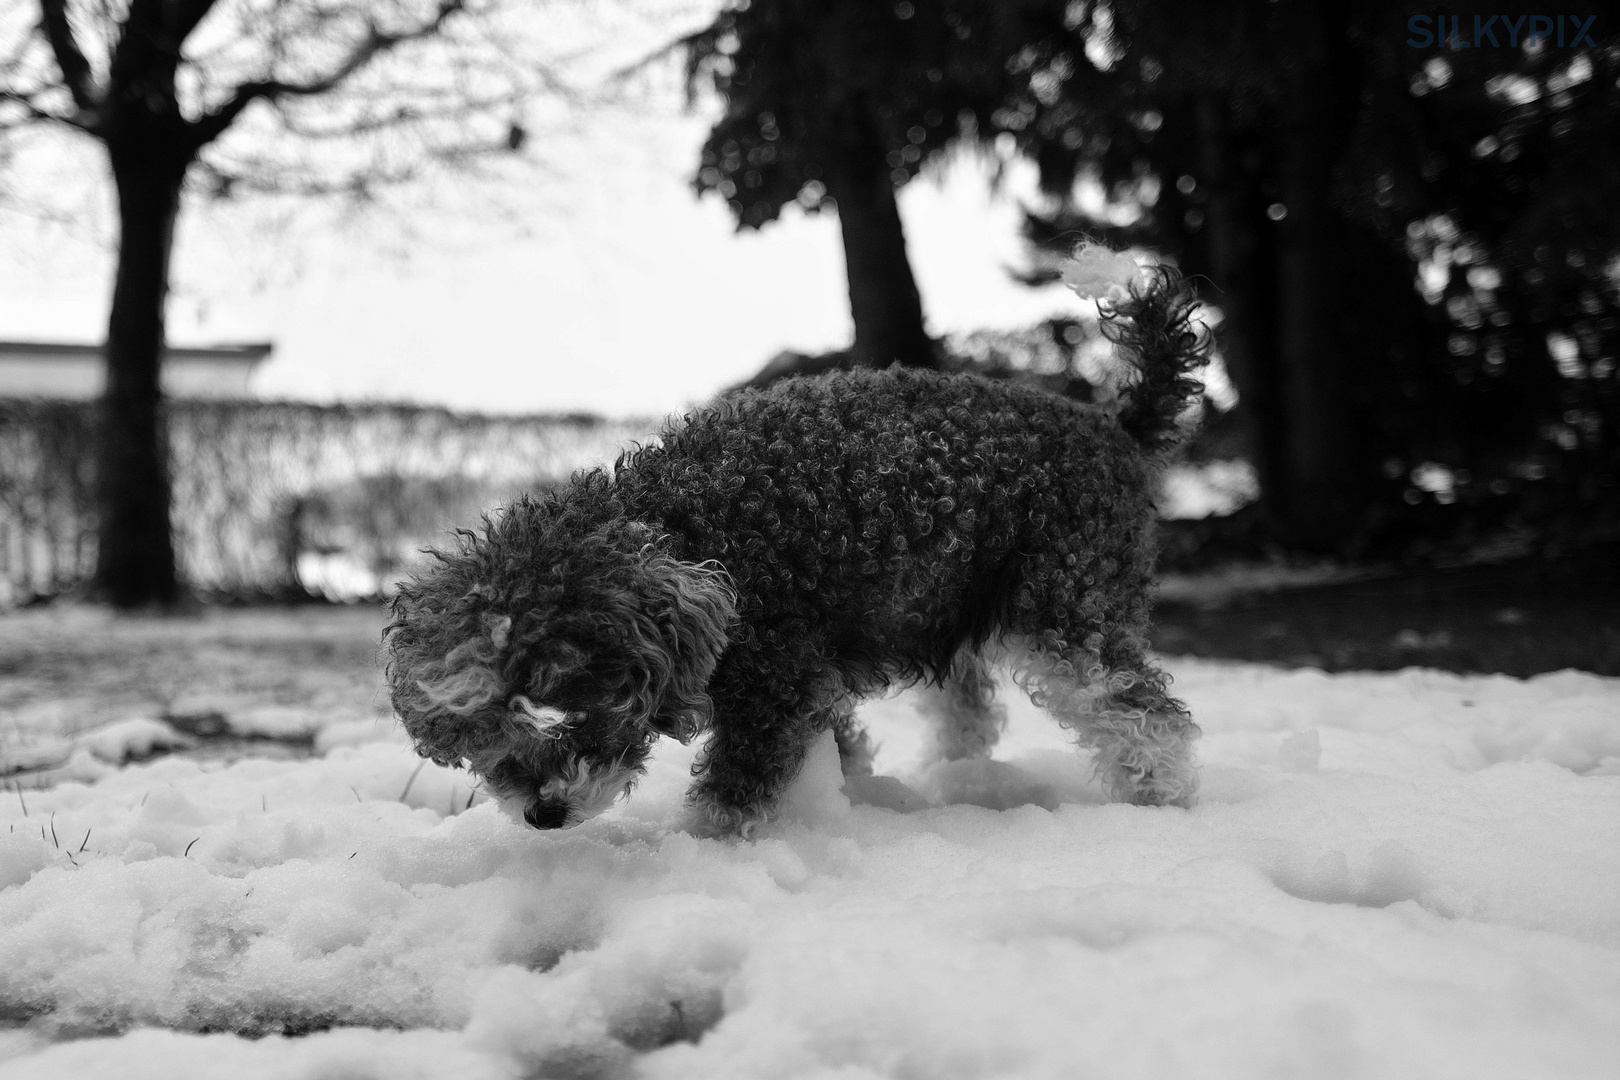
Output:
0 399 654 605
1 320 1255 605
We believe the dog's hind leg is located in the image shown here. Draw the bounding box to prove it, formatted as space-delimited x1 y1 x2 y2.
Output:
920 647 1008 762
1007 630 1198 808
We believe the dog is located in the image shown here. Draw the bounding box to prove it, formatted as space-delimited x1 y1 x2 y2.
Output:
385 245 1207 837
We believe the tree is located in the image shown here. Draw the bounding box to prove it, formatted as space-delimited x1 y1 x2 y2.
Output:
1339 18 1620 548
1003 0 1617 553
681 0 1067 371
1000 0 1383 547
0 0 555 606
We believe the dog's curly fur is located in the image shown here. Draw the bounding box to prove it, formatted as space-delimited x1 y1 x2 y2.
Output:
386 261 1208 837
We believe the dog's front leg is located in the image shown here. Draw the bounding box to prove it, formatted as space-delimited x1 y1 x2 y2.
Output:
684 660 847 838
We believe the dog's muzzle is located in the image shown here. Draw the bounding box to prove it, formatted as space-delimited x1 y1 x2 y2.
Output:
523 799 570 830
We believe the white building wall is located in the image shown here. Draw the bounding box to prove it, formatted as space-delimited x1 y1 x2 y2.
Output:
0 345 267 400
0 356 104 398
160 357 259 398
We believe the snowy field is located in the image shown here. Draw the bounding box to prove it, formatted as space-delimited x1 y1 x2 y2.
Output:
1 606 1618 1079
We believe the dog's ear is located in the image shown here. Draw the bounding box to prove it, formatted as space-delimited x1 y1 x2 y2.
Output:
626 553 737 742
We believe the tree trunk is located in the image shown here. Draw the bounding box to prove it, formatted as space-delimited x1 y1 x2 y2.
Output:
824 110 936 370
1271 7 1361 550
94 138 189 607
1195 95 1288 523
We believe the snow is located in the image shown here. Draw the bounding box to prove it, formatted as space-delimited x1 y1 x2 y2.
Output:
0 719 197 780
2 650 1618 1079
74 718 196 764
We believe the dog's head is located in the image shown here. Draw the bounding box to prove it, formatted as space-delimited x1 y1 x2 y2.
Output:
385 490 736 829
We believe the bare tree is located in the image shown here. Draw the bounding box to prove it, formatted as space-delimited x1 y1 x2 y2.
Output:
0 0 566 606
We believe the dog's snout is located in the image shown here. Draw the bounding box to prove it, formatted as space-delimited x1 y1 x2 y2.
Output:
523 800 570 830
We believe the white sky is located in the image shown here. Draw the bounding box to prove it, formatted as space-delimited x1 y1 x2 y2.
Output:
0 39 1080 419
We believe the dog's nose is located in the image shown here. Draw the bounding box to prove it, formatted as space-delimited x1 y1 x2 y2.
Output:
523 800 570 830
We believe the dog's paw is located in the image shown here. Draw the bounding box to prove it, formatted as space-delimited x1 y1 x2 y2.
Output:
679 798 768 841
1116 768 1198 809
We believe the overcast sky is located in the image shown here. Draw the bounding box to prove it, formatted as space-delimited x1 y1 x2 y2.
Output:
0 45 1077 420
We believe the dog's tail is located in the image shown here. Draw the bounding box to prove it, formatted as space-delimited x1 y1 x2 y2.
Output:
1061 244 1209 453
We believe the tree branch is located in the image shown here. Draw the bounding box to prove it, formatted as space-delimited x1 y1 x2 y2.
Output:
606 31 693 89
37 0 98 114
273 92 518 141
0 85 91 131
188 0 468 148
192 157 426 199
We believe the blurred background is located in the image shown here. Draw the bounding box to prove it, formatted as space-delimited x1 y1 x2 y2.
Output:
1 0 1616 674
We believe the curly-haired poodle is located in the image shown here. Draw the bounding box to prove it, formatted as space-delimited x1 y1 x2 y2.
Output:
386 246 1207 837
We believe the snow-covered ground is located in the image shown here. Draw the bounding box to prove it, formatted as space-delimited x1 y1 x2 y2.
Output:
1 608 1618 1079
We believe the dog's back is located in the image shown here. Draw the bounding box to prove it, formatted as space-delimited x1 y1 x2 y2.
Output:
614 368 1158 684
